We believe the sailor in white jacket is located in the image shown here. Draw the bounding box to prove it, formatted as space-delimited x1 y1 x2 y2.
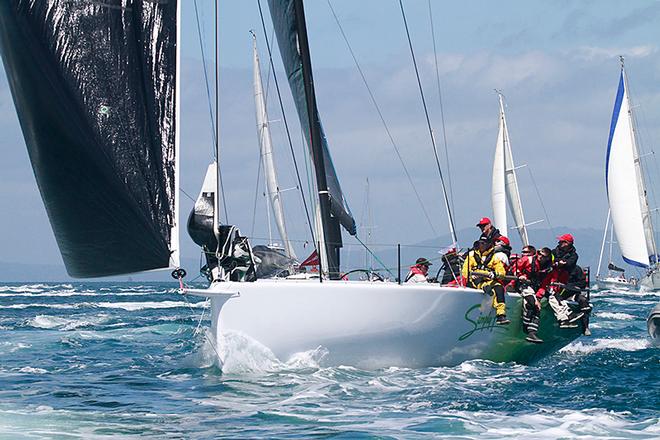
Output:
405 257 432 283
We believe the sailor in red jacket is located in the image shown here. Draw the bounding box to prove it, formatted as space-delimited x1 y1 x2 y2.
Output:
508 245 552 343
536 234 584 328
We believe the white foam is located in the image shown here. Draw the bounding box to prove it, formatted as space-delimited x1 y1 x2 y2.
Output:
5 303 77 309
597 312 636 320
561 338 649 354
216 330 281 374
95 300 207 311
18 366 48 374
26 314 108 330
480 409 657 439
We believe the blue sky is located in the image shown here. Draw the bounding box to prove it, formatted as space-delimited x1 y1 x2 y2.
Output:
1 1 660 271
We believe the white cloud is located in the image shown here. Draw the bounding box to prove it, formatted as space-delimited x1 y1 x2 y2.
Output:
571 45 658 62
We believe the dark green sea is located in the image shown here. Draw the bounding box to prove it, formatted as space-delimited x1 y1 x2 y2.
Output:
0 282 658 439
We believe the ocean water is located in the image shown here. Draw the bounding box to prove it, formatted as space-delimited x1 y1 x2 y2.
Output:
0 282 658 439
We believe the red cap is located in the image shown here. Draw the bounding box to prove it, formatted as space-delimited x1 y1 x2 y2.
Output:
476 217 491 226
557 233 574 244
496 236 510 246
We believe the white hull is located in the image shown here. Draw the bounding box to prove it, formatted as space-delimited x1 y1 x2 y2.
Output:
595 276 637 291
648 302 660 340
186 279 581 369
640 269 660 291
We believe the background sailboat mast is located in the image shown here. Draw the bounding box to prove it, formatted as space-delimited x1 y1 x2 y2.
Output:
252 32 297 259
292 0 341 278
596 209 611 277
498 93 530 245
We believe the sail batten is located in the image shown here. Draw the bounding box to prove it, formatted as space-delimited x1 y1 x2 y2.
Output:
0 0 180 277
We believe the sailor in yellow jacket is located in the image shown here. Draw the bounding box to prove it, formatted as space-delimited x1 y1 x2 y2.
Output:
462 238 511 325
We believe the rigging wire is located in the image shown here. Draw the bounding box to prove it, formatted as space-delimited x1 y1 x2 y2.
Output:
194 0 229 221
256 0 316 246
427 0 455 217
398 0 458 246
250 152 264 236
213 0 229 222
193 0 217 156
526 166 555 236
326 0 437 237
180 188 197 203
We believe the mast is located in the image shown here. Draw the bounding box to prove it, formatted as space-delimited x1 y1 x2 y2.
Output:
252 32 296 259
292 0 342 278
596 210 611 277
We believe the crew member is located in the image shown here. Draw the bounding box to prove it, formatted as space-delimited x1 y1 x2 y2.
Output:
406 257 432 283
537 234 584 328
462 239 510 325
493 236 512 269
508 245 546 343
476 217 501 247
559 264 592 335
439 248 463 285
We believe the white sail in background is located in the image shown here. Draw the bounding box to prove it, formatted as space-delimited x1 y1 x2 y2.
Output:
606 66 650 268
492 93 529 245
492 110 508 237
252 34 296 260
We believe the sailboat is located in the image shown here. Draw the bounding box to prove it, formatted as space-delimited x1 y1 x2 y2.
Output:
605 58 660 291
0 0 583 369
595 210 638 291
491 92 530 246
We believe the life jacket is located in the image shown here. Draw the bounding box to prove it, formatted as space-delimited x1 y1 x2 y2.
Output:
473 249 496 270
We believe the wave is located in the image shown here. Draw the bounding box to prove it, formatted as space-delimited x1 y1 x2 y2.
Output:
26 314 110 331
5 300 207 311
561 338 649 354
18 366 48 374
95 300 208 311
204 330 328 375
460 408 660 439
596 312 636 320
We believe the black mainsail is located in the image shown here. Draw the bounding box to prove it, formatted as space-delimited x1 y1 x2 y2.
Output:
268 0 356 278
0 0 180 277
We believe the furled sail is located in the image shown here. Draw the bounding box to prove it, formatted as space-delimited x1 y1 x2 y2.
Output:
606 68 650 267
267 0 356 238
0 1 180 277
187 163 218 253
252 33 296 260
492 94 529 245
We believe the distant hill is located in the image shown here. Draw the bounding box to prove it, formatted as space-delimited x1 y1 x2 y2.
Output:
0 258 201 283
0 227 618 282
367 226 608 277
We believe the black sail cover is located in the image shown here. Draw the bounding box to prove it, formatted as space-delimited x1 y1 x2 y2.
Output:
267 0 356 236
0 0 179 277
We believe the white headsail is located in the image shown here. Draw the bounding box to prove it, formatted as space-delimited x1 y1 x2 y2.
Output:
606 64 653 267
492 93 529 245
252 34 296 260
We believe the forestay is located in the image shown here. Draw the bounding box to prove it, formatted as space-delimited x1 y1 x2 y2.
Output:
0 0 180 277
